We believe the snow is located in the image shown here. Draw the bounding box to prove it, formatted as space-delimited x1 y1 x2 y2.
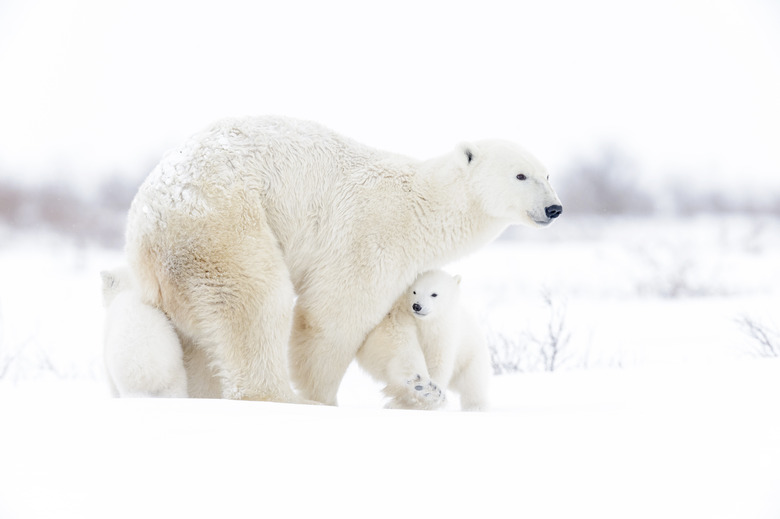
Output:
1 215 780 518
2 362 779 518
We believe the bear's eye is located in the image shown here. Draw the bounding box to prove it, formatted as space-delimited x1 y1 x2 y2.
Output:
431 293 438 297
516 174 527 181
413 291 416 295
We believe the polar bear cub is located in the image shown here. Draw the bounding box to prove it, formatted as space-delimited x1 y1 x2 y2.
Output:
101 267 188 398
357 270 490 411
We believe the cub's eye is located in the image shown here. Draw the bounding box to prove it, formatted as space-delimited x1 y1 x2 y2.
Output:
413 291 416 295
431 293 438 297
516 174 527 181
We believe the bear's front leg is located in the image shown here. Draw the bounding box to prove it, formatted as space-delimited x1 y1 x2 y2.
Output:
289 304 365 405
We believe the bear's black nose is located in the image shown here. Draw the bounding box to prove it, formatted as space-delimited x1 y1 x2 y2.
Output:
545 205 562 219
412 303 422 312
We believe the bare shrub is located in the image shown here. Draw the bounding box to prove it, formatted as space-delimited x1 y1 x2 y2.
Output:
488 331 535 375
737 316 779 358
633 246 726 298
487 292 575 374
0 335 82 382
533 291 573 371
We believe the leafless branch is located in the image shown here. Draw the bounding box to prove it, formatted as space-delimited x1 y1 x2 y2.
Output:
737 316 779 358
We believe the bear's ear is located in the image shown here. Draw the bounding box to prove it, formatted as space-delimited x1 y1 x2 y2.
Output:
458 142 477 166
453 274 462 285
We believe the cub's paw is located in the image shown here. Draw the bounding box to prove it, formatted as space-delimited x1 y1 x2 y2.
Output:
384 374 446 410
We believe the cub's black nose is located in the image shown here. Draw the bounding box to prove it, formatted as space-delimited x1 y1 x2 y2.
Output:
545 205 563 219
412 303 422 312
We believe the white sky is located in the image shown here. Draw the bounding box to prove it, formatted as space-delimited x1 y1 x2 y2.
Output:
0 0 779 195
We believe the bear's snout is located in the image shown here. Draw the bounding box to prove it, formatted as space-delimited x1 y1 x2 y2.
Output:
412 303 422 312
545 205 562 219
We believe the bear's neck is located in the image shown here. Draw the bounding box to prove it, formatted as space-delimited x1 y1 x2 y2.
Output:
412 163 508 271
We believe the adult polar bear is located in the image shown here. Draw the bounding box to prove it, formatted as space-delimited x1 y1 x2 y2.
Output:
125 116 562 405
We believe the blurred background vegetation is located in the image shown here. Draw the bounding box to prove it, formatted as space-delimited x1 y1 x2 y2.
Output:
4 144 775 249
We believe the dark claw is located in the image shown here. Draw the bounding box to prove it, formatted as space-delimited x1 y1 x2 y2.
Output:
414 385 423 391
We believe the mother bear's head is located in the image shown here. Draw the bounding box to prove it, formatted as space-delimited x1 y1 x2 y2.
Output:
458 140 562 228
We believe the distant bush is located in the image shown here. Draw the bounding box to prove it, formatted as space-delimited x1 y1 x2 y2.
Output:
558 145 780 216
558 146 655 216
669 182 780 216
3 145 779 248
0 176 141 248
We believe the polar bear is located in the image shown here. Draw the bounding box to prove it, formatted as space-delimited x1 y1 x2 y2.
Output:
101 267 188 398
125 116 561 404
356 270 490 411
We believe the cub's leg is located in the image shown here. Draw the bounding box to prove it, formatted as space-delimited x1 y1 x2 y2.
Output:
356 314 446 410
449 348 491 411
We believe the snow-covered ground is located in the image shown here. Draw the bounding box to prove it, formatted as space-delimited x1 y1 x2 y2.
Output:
1 215 779 518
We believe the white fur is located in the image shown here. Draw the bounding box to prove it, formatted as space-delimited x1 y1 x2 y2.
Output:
101 267 188 398
124 116 561 404
357 270 490 411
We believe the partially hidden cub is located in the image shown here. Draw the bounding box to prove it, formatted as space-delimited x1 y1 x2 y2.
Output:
357 270 490 411
101 267 188 398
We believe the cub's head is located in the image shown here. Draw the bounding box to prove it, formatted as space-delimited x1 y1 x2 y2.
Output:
459 140 562 227
100 266 134 308
406 270 461 320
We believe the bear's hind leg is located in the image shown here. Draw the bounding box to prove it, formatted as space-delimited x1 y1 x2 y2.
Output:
164 228 300 403
180 335 223 399
215 259 298 402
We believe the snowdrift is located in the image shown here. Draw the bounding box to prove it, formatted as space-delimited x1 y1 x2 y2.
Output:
2 360 779 519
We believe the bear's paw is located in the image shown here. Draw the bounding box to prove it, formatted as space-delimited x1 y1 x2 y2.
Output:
383 374 446 411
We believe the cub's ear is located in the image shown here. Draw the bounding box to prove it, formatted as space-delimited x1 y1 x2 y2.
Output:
100 270 117 290
453 274 462 285
458 142 477 166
